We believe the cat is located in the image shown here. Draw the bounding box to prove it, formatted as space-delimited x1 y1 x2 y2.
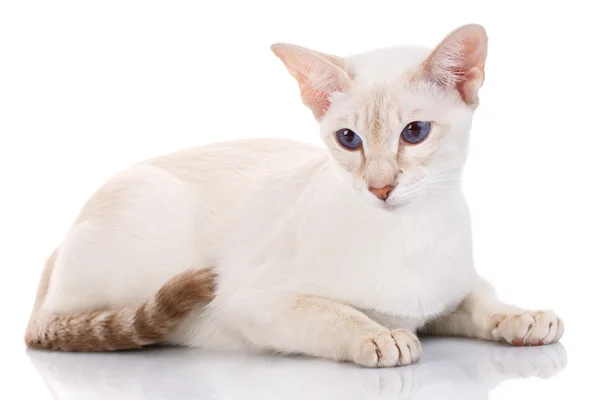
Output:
25 23 563 367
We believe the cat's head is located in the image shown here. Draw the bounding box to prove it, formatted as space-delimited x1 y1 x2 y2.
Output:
272 24 487 210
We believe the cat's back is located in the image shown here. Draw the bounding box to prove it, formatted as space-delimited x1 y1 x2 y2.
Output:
78 137 327 226
54 138 328 312
144 138 329 255
147 138 328 184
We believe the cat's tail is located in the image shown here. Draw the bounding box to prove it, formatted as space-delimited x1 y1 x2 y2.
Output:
24 257 216 352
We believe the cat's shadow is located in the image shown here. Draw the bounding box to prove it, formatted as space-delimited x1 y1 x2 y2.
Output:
27 337 567 400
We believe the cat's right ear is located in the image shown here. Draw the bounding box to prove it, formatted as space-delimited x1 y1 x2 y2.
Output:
418 24 488 107
271 43 351 119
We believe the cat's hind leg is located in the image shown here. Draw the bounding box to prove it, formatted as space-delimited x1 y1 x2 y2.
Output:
27 164 214 351
41 164 205 315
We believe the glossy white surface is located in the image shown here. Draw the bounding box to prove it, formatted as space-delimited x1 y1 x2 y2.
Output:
12 338 569 399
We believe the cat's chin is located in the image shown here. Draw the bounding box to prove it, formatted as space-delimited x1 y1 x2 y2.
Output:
356 193 414 211
372 199 409 212
381 203 402 212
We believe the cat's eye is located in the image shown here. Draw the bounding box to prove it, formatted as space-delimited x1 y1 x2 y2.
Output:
335 129 363 150
401 121 431 144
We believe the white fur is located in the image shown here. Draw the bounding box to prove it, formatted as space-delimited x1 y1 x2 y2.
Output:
40 25 563 367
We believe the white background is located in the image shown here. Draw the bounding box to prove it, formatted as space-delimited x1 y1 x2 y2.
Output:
1 1 598 399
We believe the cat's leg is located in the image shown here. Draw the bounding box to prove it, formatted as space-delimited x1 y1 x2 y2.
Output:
25 164 220 351
28 164 217 351
423 277 564 346
42 164 206 315
216 294 422 368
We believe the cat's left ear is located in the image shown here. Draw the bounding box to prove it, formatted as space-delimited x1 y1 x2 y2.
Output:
271 43 351 119
420 24 488 106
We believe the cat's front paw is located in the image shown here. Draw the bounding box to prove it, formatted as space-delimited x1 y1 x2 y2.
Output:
353 329 421 368
490 311 564 346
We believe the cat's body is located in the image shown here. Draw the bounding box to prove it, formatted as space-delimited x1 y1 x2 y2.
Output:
167 138 474 348
26 24 563 367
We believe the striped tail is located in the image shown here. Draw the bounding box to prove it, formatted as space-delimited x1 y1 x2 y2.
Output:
25 268 216 351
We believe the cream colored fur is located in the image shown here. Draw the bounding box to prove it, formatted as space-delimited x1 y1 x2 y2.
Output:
35 24 563 367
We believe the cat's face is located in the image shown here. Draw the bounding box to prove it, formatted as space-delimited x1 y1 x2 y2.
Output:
320 79 474 209
273 24 487 210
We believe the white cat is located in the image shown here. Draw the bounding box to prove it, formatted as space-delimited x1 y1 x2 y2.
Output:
26 24 563 367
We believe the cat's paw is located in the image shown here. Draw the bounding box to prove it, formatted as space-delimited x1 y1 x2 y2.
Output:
353 329 421 368
490 310 564 346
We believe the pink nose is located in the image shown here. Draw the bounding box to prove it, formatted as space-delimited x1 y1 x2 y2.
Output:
369 185 395 201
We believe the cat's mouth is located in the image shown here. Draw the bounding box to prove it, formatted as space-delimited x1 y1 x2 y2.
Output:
358 182 423 211
377 186 423 210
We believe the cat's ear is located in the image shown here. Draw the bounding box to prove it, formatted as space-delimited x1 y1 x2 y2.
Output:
271 43 351 119
420 24 488 106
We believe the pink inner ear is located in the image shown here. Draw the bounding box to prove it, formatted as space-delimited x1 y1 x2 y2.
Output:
299 68 348 117
297 59 349 118
300 85 332 117
457 67 484 104
462 32 487 72
424 24 488 105
272 43 350 119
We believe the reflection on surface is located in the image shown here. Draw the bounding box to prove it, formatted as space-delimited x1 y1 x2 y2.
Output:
28 337 567 399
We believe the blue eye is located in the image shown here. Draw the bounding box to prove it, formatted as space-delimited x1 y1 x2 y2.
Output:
335 129 362 150
401 121 431 144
